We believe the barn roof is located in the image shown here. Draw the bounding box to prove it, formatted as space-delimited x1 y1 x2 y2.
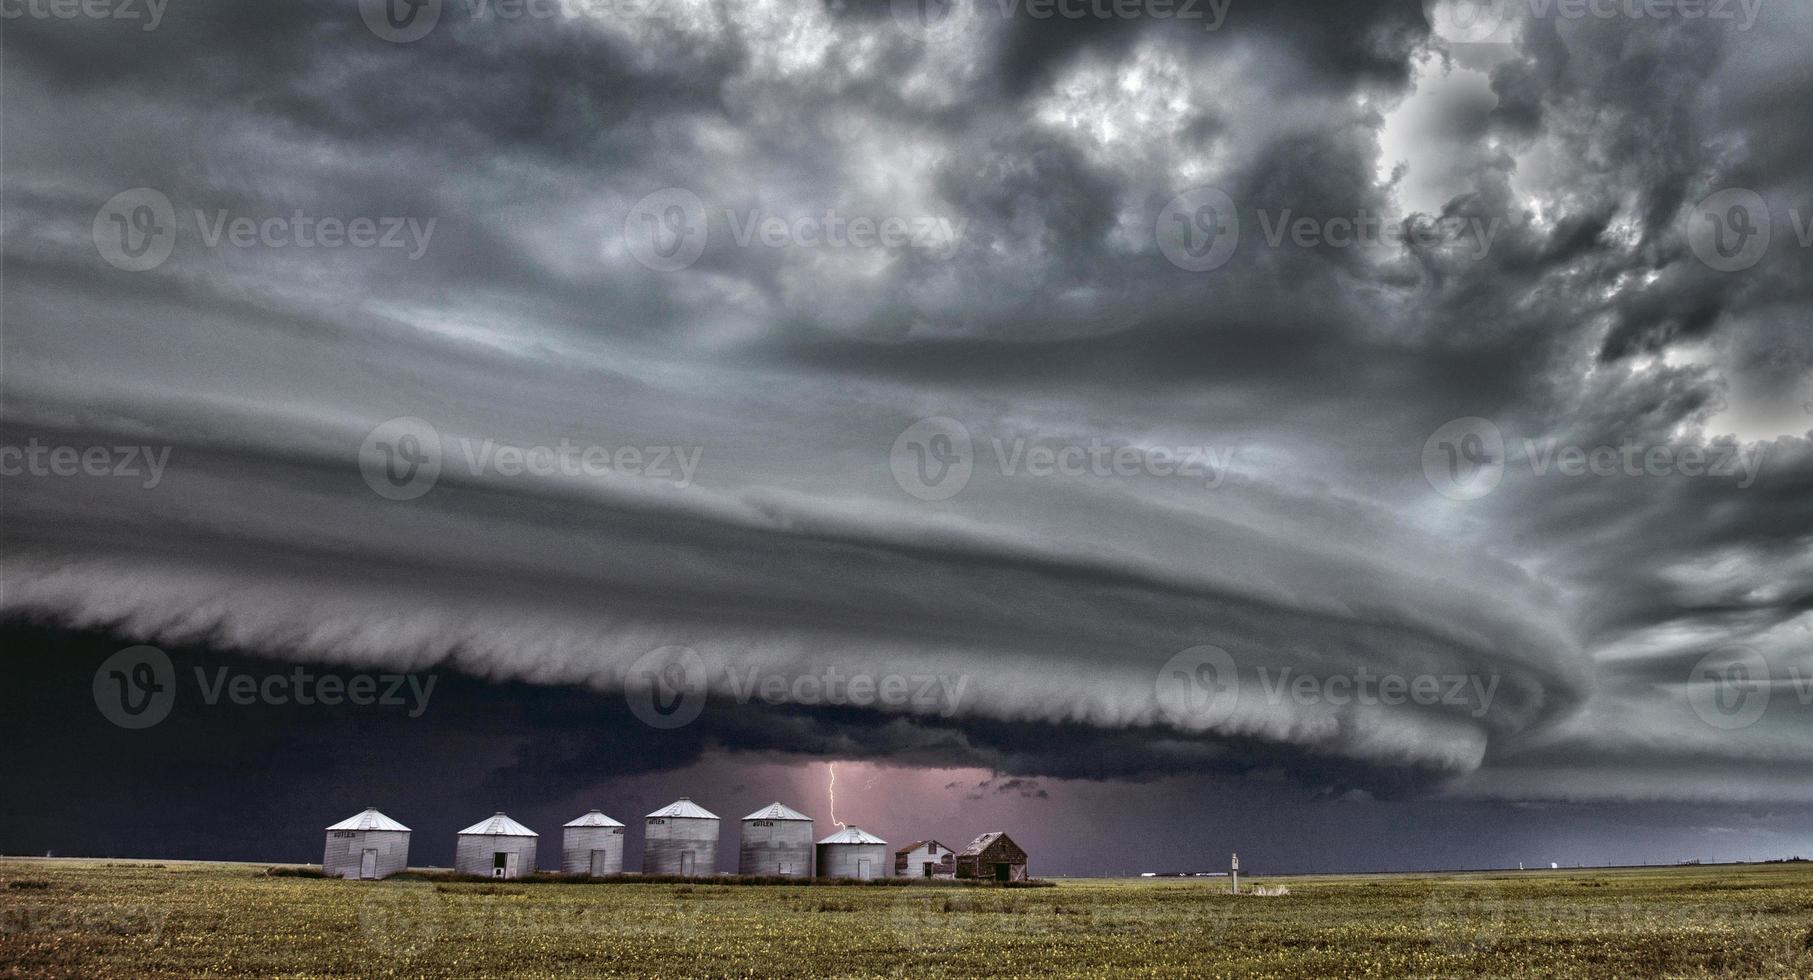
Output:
458 812 539 837
959 831 1020 856
818 826 886 846
325 807 410 833
563 809 624 828
742 802 812 822
647 798 718 820
896 840 944 854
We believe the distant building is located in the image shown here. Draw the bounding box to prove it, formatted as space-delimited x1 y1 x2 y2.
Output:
816 827 889 879
954 832 1028 882
739 802 813 876
644 798 719 876
561 810 625 876
455 813 539 879
894 840 955 878
323 808 410 880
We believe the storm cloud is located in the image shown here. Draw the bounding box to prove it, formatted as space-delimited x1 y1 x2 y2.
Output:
4 0 1812 837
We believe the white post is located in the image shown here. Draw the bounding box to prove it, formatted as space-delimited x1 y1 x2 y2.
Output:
1231 852 1239 895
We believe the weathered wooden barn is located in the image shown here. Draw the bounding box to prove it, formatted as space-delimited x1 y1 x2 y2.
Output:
739 802 813 876
454 812 539 879
894 839 955 878
322 808 410 880
561 810 625 876
954 832 1028 882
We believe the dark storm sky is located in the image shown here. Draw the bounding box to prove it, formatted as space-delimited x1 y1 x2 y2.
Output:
3 0 1812 872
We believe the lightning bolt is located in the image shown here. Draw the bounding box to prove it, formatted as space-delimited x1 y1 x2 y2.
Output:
826 761 846 829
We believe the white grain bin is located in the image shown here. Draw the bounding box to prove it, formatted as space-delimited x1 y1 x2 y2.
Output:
323 808 411 880
561 810 626 876
738 802 813 876
454 812 539 879
816 827 888 880
644 798 719 876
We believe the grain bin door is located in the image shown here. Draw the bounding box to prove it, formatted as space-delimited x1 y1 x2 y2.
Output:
680 851 695 877
504 852 520 878
360 849 378 879
857 858 872 880
591 850 608 876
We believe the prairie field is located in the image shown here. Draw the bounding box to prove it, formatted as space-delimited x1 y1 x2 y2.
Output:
3 858 1812 978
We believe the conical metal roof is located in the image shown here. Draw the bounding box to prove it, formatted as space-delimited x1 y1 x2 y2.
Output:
457 812 539 837
563 809 625 828
742 802 811 822
647 798 718 820
817 826 886 845
325 807 411 832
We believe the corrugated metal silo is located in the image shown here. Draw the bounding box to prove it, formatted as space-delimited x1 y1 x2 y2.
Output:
322 808 411 879
561 810 626 876
738 802 813 876
815 827 888 880
643 798 719 876
454 812 539 878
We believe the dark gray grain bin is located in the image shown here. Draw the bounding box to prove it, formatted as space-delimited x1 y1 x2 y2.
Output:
323 808 411 880
738 802 813 876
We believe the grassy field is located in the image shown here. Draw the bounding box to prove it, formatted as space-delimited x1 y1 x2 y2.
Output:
3 859 1812 977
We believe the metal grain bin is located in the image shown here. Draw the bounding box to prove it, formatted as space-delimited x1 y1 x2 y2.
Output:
454 812 539 879
323 808 411 880
643 798 719 876
561 810 626 876
738 802 813 876
815 827 888 880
